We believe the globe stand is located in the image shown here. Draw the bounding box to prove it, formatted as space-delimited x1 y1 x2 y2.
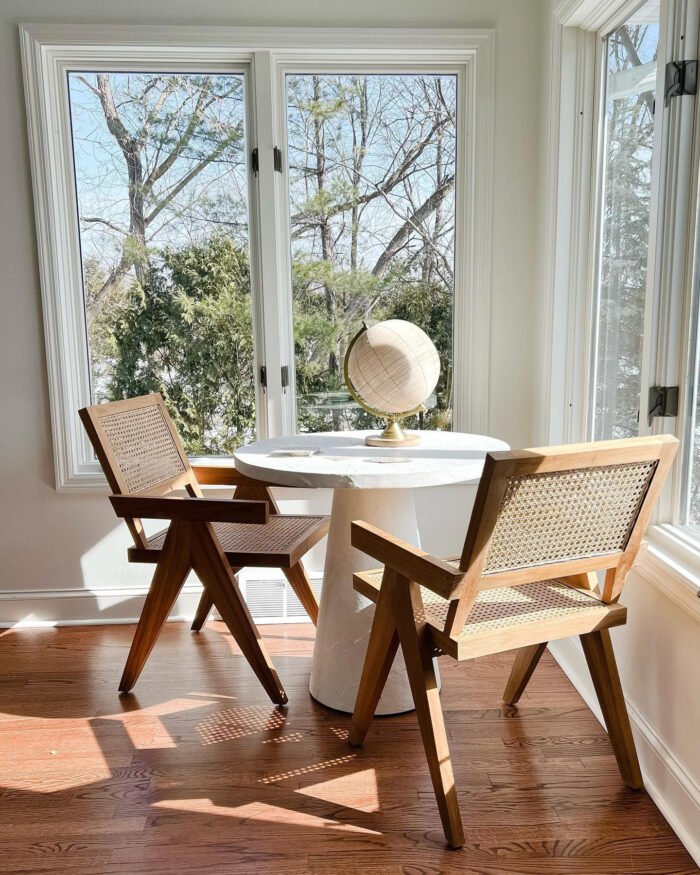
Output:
365 418 421 448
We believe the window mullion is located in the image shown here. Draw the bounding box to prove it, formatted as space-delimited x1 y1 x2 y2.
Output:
250 50 295 438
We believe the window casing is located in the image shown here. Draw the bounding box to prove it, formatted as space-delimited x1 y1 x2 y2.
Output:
20 26 494 489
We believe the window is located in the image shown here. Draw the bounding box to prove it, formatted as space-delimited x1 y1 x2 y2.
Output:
591 2 660 441
682 165 700 531
286 73 457 433
21 26 494 488
68 71 255 454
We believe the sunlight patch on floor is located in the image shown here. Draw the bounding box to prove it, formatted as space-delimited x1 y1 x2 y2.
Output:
196 705 287 745
262 731 305 744
259 753 358 785
0 717 112 792
296 767 380 812
104 696 217 749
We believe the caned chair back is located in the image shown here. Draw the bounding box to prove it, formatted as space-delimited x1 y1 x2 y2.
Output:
79 393 201 548
442 436 677 637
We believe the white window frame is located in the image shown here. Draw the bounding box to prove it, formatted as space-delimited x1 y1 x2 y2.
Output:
20 24 495 490
542 0 700 608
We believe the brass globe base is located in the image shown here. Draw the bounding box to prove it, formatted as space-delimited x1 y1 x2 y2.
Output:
365 420 421 448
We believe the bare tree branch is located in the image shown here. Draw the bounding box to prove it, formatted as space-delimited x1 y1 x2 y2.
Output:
371 175 455 278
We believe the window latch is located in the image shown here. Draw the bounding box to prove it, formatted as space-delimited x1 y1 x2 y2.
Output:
260 365 267 392
252 147 281 175
281 365 289 393
647 385 679 425
664 60 697 106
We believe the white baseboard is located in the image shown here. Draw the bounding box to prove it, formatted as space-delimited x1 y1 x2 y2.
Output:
0 573 321 628
549 637 700 868
0 582 201 627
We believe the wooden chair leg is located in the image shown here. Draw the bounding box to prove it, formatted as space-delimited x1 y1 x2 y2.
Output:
191 565 242 632
395 578 465 849
191 591 214 632
191 522 287 706
503 642 547 705
120 521 192 693
580 629 642 789
282 562 319 626
349 571 400 746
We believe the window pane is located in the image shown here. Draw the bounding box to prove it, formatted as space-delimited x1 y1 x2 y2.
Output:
286 74 456 433
68 72 255 453
592 5 659 440
686 345 700 529
683 178 700 529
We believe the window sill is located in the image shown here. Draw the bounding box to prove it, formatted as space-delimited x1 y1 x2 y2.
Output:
634 524 700 620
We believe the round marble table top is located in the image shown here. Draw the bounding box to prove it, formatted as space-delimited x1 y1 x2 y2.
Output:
232 430 509 490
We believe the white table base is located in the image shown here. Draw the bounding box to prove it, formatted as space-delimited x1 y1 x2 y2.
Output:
309 487 438 714
230 430 508 714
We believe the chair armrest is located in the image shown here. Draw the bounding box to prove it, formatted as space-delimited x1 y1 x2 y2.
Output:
191 465 248 487
191 463 297 489
191 465 275 488
351 520 464 599
110 494 269 524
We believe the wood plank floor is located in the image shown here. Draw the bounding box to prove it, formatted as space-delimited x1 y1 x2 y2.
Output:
0 620 696 874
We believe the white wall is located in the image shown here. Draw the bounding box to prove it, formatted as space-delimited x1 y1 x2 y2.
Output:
0 0 548 624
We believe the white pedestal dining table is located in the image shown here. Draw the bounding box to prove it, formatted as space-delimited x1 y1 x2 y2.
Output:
230 430 508 715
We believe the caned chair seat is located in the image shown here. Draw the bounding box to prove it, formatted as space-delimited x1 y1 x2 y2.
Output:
354 567 625 660
130 514 328 568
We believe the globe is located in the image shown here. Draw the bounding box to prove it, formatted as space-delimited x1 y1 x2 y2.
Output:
344 319 441 447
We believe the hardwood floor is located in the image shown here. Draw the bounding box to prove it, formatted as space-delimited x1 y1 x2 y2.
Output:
0 621 695 874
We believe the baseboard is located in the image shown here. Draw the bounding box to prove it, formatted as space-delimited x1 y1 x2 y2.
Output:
0 573 322 628
549 637 700 867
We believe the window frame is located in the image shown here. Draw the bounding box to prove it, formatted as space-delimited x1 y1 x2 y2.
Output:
272 57 479 436
20 24 495 489
587 3 667 443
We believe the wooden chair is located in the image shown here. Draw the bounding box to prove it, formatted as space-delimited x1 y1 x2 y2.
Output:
347 435 678 847
79 393 329 705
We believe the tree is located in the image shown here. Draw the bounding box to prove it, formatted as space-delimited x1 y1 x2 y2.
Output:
109 234 255 454
70 72 247 321
383 280 453 430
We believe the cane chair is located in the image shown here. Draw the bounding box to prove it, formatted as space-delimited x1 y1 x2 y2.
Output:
348 435 678 848
79 393 328 705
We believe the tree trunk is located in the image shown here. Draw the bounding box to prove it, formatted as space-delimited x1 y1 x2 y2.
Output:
89 74 149 313
312 77 339 385
350 77 368 272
